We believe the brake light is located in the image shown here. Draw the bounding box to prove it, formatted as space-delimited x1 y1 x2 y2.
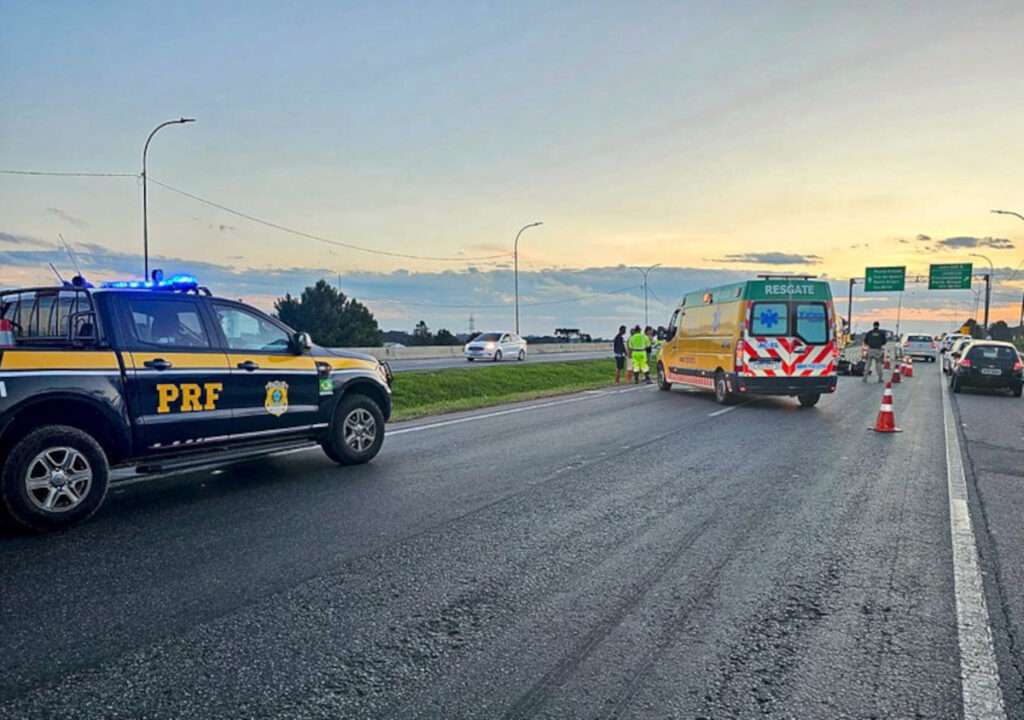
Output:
931 342 937 349
902 340 909 347
734 342 744 373
960 358 972 368
1014 361 1023 372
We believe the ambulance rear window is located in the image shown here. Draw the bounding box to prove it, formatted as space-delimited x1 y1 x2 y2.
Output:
795 303 828 344
750 302 788 336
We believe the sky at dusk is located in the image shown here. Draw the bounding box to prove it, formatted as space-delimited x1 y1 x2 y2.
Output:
3 1 1024 336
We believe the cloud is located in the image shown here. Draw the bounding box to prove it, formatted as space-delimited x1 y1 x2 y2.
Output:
46 208 90 230
937 236 1015 250
0 231 53 249
709 252 822 265
916 234 931 242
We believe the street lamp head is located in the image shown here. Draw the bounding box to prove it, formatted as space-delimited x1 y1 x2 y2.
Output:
180 118 196 124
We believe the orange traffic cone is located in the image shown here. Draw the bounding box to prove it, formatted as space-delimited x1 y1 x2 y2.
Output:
904 357 914 378
869 382 902 433
883 354 892 371
891 361 901 383
0 318 14 347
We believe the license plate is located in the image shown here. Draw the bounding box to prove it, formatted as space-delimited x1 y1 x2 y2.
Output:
981 368 1002 376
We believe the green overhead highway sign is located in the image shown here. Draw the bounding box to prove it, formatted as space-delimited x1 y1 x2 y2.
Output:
864 266 906 292
929 263 973 290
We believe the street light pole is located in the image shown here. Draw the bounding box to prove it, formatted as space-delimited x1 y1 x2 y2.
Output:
969 252 994 336
633 264 661 328
142 118 195 278
513 221 542 335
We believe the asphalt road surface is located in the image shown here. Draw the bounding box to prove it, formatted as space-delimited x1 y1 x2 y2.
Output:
387 349 610 372
0 363 1019 718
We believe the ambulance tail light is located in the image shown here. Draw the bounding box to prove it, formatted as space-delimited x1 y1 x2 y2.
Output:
734 341 744 373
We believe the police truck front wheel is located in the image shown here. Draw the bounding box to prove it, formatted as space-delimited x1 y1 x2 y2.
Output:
797 393 820 408
1 426 110 532
322 394 385 466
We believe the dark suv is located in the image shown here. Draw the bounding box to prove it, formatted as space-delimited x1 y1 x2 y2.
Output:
949 341 1023 397
0 276 392 531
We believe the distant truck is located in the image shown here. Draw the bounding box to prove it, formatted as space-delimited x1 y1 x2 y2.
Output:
656 276 839 407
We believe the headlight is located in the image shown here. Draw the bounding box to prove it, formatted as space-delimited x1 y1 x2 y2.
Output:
486 343 496 349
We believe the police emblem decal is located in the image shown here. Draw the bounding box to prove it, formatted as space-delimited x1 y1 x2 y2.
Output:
265 380 289 416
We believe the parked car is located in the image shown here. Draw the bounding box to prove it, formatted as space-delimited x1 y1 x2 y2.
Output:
943 337 973 374
949 341 1023 396
902 333 939 362
942 333 970 352
463 331 527 362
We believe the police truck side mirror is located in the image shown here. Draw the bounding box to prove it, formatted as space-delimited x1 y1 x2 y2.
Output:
293 331 312 354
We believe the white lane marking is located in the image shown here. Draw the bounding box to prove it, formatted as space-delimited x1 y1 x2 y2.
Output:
707 401 750 417
0 380 5 398
941 363 1007 719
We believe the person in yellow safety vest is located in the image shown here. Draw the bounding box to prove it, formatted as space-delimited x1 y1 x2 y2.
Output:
627 325 652 384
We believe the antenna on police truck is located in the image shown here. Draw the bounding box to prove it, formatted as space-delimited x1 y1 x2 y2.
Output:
48 262 67 286
58 234 84 278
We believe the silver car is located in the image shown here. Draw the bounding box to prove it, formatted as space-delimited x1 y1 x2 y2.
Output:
464 331 527 362
902 333 938 362
943 337 973 374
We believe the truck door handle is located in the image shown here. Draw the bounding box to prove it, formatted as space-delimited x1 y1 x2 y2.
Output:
143 358 172 370
236 360 260 371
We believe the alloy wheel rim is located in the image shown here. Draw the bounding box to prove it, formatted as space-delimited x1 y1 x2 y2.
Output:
343 409 377 452
24 447 93 513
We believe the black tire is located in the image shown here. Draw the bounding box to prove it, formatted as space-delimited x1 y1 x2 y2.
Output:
1013 384 1022 398
657 362 672 391
321 393 386 466
1 425 109 532
713 371 734 405
797 393 820 408
467 358 474 362
493 350 502 362
517 350 525 362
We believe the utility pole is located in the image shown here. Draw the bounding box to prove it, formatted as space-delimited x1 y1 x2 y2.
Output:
468 314 475 336
847 278 857 333
1019 293 1024 339
142 117 195 278
970 253 994 336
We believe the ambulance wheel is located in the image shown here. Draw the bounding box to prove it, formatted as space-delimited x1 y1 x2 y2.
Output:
322 393 385 466
1 425 109 533
797 393 820 408
657 362 672 391
713 371 734 405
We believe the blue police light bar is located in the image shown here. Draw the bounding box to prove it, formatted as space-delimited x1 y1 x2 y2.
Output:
100 274 199 291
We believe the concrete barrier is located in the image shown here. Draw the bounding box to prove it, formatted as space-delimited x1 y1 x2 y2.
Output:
339 342 614 362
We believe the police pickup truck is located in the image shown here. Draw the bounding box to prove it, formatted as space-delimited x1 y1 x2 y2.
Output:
0 274 392 532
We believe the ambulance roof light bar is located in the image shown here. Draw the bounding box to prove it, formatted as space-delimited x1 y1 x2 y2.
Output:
757 274 818 280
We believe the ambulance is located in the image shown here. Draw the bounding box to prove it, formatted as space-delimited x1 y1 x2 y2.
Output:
656 276 838 407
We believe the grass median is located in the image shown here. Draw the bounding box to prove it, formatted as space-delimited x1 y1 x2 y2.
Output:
390 358 619 421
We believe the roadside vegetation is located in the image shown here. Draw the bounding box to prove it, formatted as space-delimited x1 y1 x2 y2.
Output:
390 359 617 421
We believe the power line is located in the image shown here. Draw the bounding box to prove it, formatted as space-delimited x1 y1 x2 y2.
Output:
0 169 138 178
358 283 642 310
147 177 512 262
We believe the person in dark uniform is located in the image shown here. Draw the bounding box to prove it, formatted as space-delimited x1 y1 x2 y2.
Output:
613 325 627 383
862 321 887 383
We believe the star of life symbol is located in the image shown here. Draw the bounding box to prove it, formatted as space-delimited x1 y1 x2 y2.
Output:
760 309 780 329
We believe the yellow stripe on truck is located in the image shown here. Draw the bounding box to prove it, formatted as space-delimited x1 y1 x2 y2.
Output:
226 354 319 371
0 350 120 370
128 352 229 370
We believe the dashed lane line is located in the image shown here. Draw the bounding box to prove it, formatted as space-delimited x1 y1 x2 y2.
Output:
941 364 1007 719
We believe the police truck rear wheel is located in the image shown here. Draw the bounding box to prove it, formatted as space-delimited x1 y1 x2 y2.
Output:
797 393 820 408
1 426 109 532
657 362 671 391
322 394 385 466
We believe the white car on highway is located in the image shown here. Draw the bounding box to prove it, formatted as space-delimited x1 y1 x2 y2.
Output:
464 331 527 362
943 337 973 374
902 333 939 362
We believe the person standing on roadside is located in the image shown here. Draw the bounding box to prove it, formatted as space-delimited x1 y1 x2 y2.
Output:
862 321 887 383
613 325 627 383
628 325 652 384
